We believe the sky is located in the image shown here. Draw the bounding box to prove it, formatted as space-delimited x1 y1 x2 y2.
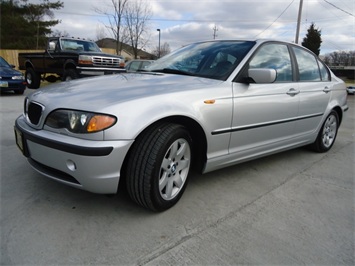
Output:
34 0 354 55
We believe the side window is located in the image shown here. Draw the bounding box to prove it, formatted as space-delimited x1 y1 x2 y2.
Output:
249 43 293 82
319 61 330 81
292 47 321 82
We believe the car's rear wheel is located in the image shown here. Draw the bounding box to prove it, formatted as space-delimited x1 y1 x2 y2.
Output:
125 123 192 211
311 110 339 152
25 68 40 89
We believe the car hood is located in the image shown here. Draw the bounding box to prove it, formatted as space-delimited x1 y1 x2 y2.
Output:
0 67 23 77
29 73 223 111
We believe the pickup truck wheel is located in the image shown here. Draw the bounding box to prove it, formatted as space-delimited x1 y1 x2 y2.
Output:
125 123 192 211
63 69 79 81
25 68 40 89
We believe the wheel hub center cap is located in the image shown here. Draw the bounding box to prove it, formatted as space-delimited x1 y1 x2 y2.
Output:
170 163 177 174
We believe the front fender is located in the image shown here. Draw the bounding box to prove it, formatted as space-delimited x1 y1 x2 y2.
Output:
103 88 233 159
64 59 77 70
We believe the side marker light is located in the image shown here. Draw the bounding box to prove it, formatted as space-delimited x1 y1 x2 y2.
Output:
204 99 216 104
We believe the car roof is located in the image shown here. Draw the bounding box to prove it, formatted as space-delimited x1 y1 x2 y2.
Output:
191 39 299 46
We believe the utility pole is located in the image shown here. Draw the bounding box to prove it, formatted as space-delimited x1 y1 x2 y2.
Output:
212 25 218 39
157 29 161 58
36 21 39 49
295 0 303 44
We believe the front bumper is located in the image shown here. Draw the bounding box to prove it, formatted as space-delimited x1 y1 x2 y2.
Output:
14 115 133 194
0 80 26 91
77 66 126 77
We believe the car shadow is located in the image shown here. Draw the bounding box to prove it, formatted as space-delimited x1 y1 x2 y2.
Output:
0 90 25 96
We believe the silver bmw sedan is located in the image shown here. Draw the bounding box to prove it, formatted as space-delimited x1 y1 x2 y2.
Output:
14 39 348 211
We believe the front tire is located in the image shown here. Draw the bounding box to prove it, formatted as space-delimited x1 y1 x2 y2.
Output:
63 69 79 81
311 110 339 152
125 123 192 211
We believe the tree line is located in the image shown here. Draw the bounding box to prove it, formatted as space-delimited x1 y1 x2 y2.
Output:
297 22 354 67
323 51 355 67
1 0 63 49
1 0 170 58
3 0 351 63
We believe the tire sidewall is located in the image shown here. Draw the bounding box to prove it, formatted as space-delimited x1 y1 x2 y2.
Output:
316 110 339 152
63 69 79 81
150 126 192 211
25 68 40 89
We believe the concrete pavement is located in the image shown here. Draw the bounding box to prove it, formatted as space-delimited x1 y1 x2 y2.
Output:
1 89 354 265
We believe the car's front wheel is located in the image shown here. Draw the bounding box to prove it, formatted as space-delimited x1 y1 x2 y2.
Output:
311 110 339 152
125 123 192 211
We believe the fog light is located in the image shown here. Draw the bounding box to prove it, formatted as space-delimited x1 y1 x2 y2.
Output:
66 160 77 171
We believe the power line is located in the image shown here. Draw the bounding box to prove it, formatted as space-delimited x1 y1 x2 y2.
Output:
322 0 354 17
54 10 300 24
255 0 296 38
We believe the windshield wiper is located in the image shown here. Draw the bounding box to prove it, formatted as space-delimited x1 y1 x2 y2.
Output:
150 68 195 76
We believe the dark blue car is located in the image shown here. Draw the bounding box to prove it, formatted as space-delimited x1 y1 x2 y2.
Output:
0 56 26 94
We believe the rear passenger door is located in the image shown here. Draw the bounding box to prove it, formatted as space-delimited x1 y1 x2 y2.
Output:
291 46 332 135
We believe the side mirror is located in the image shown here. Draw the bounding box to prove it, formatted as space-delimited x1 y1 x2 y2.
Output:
48 41 56 51
247 68 277 83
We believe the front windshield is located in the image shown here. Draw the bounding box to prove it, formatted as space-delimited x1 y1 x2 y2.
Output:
60 39 102 52
146 41 255 80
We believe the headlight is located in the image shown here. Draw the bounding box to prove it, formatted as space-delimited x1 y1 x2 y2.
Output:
78 55 93 65
45 109 117 133
12 75 25 80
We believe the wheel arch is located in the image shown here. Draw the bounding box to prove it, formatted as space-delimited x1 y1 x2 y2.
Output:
64 60 77 70
332 106 343 125
121 115 208 185
159 115 208 172
25 60 35 70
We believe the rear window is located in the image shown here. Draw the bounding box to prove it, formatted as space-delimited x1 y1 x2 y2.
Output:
292 47 321 82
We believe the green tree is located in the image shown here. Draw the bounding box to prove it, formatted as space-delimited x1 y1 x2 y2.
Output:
302 22 322 56
0 0 63 49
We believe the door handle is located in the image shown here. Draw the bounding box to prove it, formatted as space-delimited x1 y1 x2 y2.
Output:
323 86 331 93
286 88 300 96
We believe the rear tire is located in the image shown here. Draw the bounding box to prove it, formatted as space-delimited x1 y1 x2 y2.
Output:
25 68 41 89
311 110 339 153
125 123 192 211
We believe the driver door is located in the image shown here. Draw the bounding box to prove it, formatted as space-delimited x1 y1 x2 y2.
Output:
229 42 300 156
